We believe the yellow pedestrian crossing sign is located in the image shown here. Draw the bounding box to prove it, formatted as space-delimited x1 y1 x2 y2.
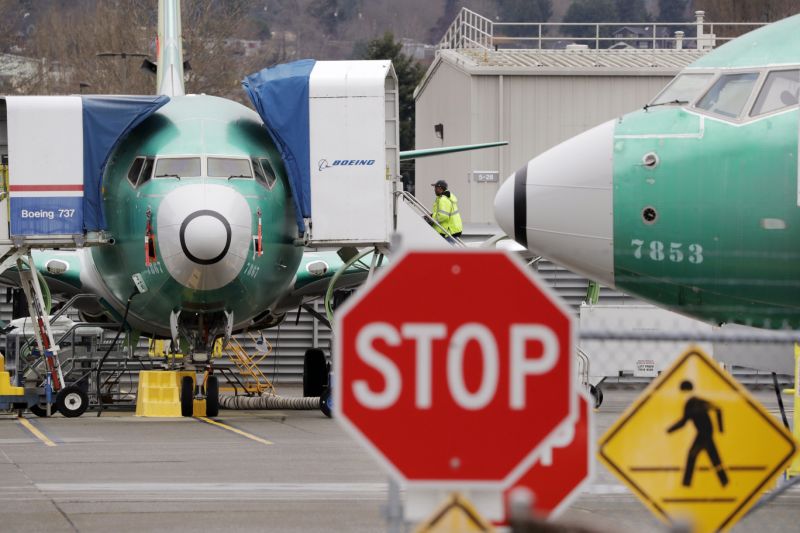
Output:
413 493 495 533
598 348 798 533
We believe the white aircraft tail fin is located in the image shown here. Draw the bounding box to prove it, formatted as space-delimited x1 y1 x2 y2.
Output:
157 0 186 96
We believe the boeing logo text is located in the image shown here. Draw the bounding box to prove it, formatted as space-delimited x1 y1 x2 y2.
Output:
318 158 376 171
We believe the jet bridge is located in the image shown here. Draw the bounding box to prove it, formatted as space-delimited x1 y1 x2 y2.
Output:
244 60 399 247
0 94 168 248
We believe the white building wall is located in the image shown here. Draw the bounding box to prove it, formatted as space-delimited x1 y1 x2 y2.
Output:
414 62 473 217
416 65 674 225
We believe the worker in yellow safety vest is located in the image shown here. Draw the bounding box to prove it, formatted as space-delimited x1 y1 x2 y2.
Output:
429 179 463 243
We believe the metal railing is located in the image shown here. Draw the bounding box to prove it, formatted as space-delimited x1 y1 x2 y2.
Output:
396 190 466 247
439 8 766 52
439 8 494 51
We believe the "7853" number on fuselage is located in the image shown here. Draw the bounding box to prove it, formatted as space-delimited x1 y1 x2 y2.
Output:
630 239 704 264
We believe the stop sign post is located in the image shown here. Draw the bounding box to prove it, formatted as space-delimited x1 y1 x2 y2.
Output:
334 249 576 487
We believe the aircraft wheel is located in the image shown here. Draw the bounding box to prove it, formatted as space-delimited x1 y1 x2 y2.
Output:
303 349 327 397
29 403 50 417
590 384 604 409
180 376 194 417
205 376 219 417
56 386 89 418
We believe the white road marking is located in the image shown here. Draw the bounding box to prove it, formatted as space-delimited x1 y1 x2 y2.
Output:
37 482 387 493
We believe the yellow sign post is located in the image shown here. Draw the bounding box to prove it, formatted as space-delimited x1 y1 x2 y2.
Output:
598 348 798 533
789 344 800 477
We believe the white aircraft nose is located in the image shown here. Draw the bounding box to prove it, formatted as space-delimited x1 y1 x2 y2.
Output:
158 184 252 291
494 119 615 287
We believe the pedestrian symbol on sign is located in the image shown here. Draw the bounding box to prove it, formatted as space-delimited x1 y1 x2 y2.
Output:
666 380 728 488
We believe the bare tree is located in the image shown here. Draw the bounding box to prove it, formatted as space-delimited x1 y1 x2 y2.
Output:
22 1 157 95
182 0 283 101
11 0 285 102
694 0 798 22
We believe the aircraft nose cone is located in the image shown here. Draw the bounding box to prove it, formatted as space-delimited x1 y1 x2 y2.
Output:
494 171 521 245
180 210 231 265
494 119 616 287
158 184 252 291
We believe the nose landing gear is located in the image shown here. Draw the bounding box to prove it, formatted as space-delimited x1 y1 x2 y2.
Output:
179 372 220 417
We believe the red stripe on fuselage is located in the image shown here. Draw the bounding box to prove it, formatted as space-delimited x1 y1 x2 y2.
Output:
10 185 84 192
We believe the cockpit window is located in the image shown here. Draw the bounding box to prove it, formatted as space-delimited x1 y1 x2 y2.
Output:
696 72 759 118
257 158 277 189
139 157 154 186
126 156 154 187
252 158 268 186
127 157 144 187
651 73 714 106
751 69 800 116
208 157 252 179
154 157 201 179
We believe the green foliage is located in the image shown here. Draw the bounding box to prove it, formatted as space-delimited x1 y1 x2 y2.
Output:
253 18 272 40
355 32 424 152
498 0 553 22
657 0 690 22
616 0 651 22
307 0 360 35
497 0 553 37
563 0 618 39
428 0 459 43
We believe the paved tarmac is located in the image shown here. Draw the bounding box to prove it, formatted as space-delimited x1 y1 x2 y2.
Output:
0 386 797 532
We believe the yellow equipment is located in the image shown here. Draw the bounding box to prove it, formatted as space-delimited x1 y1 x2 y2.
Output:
0 354 24 397
135 370 204 417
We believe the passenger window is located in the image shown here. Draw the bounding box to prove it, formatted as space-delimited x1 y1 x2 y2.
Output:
696 73 759 118
651 73 714 106
751 70 800 116
208 157 252 179
259 158 277 189
127 157 144 187
139 157 154 186
154 157 201 179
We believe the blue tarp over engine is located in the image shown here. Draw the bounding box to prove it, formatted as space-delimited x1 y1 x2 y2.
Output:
81 95 169 231
243 59 315 234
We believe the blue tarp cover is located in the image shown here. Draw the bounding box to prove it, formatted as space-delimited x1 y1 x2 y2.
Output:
243 59 315 233
81 95 169 231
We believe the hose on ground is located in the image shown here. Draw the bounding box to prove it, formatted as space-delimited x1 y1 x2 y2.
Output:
219 393 320 410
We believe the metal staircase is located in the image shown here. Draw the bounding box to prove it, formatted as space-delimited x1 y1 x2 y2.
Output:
223 334 275 395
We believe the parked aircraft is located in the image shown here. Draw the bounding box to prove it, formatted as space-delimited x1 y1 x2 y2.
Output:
495 14 800 331
5 0 499 416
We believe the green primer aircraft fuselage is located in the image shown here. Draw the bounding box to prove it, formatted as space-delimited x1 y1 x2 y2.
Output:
89 95 302 338
495 14 800 329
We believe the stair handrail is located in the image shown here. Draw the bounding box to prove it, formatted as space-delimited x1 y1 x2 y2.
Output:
396 190 467 247
223 336 274 395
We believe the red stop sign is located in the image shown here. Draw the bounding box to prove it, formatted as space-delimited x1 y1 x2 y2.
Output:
503 391 592 520
334 250 575 485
